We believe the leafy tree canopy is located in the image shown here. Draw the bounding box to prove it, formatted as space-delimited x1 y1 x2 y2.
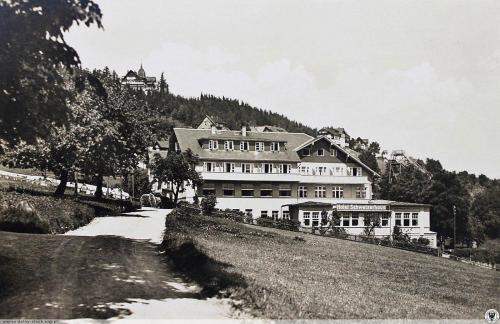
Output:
0 0 102 144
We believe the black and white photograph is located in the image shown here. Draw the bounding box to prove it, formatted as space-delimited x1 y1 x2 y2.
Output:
0 0 499 323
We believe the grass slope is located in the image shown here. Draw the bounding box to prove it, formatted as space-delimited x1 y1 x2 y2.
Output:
163 210 499 319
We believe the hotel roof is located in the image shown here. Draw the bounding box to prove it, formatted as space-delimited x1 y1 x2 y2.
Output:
173 128 313 162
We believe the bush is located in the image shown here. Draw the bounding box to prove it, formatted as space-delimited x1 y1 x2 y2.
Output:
0 192 96 234
454 248 499 265
275 219 300 231
411 237 430 246
0 201 50 233
256 217 275 227
140 193 159 207
201 194 217 215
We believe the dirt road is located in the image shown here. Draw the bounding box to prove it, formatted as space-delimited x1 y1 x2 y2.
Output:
0 209 234 319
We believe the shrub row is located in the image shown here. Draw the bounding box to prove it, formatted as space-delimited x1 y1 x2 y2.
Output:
454 248 499 265
0 191 95 234
0 189 140 234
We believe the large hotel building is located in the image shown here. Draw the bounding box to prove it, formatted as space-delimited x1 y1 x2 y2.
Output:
160 117 437 247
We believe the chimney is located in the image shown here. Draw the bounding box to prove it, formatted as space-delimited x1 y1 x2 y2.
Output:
211 125 217 135
242 125 247 137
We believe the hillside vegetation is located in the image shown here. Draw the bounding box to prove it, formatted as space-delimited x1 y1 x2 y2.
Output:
162 209 497 319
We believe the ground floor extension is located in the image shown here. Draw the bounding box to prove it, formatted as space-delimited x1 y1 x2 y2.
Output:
213 197 438 248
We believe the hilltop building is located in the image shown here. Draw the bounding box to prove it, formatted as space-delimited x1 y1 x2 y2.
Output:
167 121 437 247
197 115 230 131
121 64 157 92
318 127 350 148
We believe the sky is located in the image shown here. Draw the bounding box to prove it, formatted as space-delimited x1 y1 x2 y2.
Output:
66 0 500 178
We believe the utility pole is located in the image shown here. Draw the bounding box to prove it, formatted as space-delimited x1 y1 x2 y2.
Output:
453 205 457 252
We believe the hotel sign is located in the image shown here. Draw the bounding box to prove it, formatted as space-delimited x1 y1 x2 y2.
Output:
336 204 389 211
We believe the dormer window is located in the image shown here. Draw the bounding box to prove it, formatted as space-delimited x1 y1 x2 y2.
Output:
317 148 325 156
240 141 249 151
224 141 234 151
255 142 265 152
270 142 280 152
208 140 218 150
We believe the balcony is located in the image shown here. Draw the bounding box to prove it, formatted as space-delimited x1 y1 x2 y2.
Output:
200 171 299 182
298 175 370 184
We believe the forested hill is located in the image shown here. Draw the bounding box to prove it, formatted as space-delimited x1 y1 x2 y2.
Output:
148 91 316 136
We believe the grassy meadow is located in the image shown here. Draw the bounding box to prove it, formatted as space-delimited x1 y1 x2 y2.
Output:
163 210 499 319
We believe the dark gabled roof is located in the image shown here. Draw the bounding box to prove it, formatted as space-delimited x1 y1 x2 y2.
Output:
319 127 349 137
206 115 226 125
251 125 288 133
123 70 138 79
174 128 313 162
155 139 170 150
294 136 380 177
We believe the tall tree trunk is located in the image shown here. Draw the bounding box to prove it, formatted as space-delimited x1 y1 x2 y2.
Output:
173 183 179 205
94 174 104 199
54 169 68 197
74 171 78 196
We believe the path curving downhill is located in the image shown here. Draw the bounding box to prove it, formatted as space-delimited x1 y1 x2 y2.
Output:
0 208 236 320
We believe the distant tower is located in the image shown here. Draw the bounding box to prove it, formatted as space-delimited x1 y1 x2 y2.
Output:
138 64 146 78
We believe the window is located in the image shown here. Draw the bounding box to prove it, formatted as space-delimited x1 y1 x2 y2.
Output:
315 186 326 198
282 211 290 220
395 213 402 226
316 166 327 175
302 148 310 156
240 141 249 151
351 167 362 177
381 214 389 227
303 212 311 226
312 212 320 227
351 213 359 226
261 210 268 218
330 148 337 156
204 162 214 172
342 214 350 226
202 187 216 196
278 164 291 173
279 188 292 197
412 213 419 226
241 163 252 173
333 186 344 198
224 162 235 173
224 141 234 150
208 140 218 150
241 189 254 197
263 163 272 174
260 188 273 197
317 149 325 156
403 213 410 227
298 186 308 198
222 184 234 196
272 210 279 220
270 142 280 152
300 165 310 174
355 186 367 198
255 142 264 152
245 209 253 217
